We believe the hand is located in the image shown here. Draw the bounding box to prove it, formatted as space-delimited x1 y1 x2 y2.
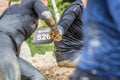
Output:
49 28 62 42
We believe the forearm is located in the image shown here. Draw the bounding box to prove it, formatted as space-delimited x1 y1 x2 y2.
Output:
34 0 62 41
34 1 57 32
40 10 57 32
57 4 82 34
57 12 77 35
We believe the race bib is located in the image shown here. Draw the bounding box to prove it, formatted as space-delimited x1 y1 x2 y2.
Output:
32 28 53 44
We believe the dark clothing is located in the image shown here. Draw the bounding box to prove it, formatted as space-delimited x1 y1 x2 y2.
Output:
0 33 21 80
70 68 100 80
69 68 120 80
76 0 120 80
0 14 35 53
1 0 52 53
18 57 44 80
54 0 83 62
1 0 53 53
70 68 120 80
0 0 55 80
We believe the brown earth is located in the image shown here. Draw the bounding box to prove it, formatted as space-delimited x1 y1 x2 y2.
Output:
27 52 75 80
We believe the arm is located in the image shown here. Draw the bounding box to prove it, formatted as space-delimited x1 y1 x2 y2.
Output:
33 0 56 31
57 3 83 35
33 0 62 41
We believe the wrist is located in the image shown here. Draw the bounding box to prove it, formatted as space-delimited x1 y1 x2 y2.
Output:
57 25 64 35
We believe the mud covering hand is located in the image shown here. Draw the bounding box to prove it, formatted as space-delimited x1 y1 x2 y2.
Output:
49 28 62 42
40 11 62 42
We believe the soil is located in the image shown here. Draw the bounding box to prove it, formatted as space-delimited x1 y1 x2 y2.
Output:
27 52 75 80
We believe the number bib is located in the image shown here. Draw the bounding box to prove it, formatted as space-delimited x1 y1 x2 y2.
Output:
32 28 53 44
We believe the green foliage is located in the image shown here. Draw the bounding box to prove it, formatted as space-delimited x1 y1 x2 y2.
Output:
11 0 20 2
49 0 71 15
62 0 75 3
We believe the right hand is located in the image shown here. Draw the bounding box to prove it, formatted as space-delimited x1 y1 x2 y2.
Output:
49 28 62 42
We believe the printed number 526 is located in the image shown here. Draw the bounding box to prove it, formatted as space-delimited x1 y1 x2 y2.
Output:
37 34 51 41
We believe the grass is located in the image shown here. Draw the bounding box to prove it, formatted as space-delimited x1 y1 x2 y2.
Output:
26 36 54 56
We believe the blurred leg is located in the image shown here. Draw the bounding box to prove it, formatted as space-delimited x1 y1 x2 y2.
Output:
69 68 100 80
18 57 45 80
0 34 21 80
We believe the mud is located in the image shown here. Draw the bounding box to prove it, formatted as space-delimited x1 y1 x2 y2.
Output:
57 60 76 68
27 52 75 80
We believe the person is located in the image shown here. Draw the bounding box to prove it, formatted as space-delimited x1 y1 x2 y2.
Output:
54 0 84 68
0 0 61 80
70 0 120 80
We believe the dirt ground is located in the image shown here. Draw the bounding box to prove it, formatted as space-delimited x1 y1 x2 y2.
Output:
27 52 75 80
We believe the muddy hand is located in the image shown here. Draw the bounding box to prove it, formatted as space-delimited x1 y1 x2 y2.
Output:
49 29 62 42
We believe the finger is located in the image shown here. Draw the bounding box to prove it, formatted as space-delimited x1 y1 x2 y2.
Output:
53 34 62 42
